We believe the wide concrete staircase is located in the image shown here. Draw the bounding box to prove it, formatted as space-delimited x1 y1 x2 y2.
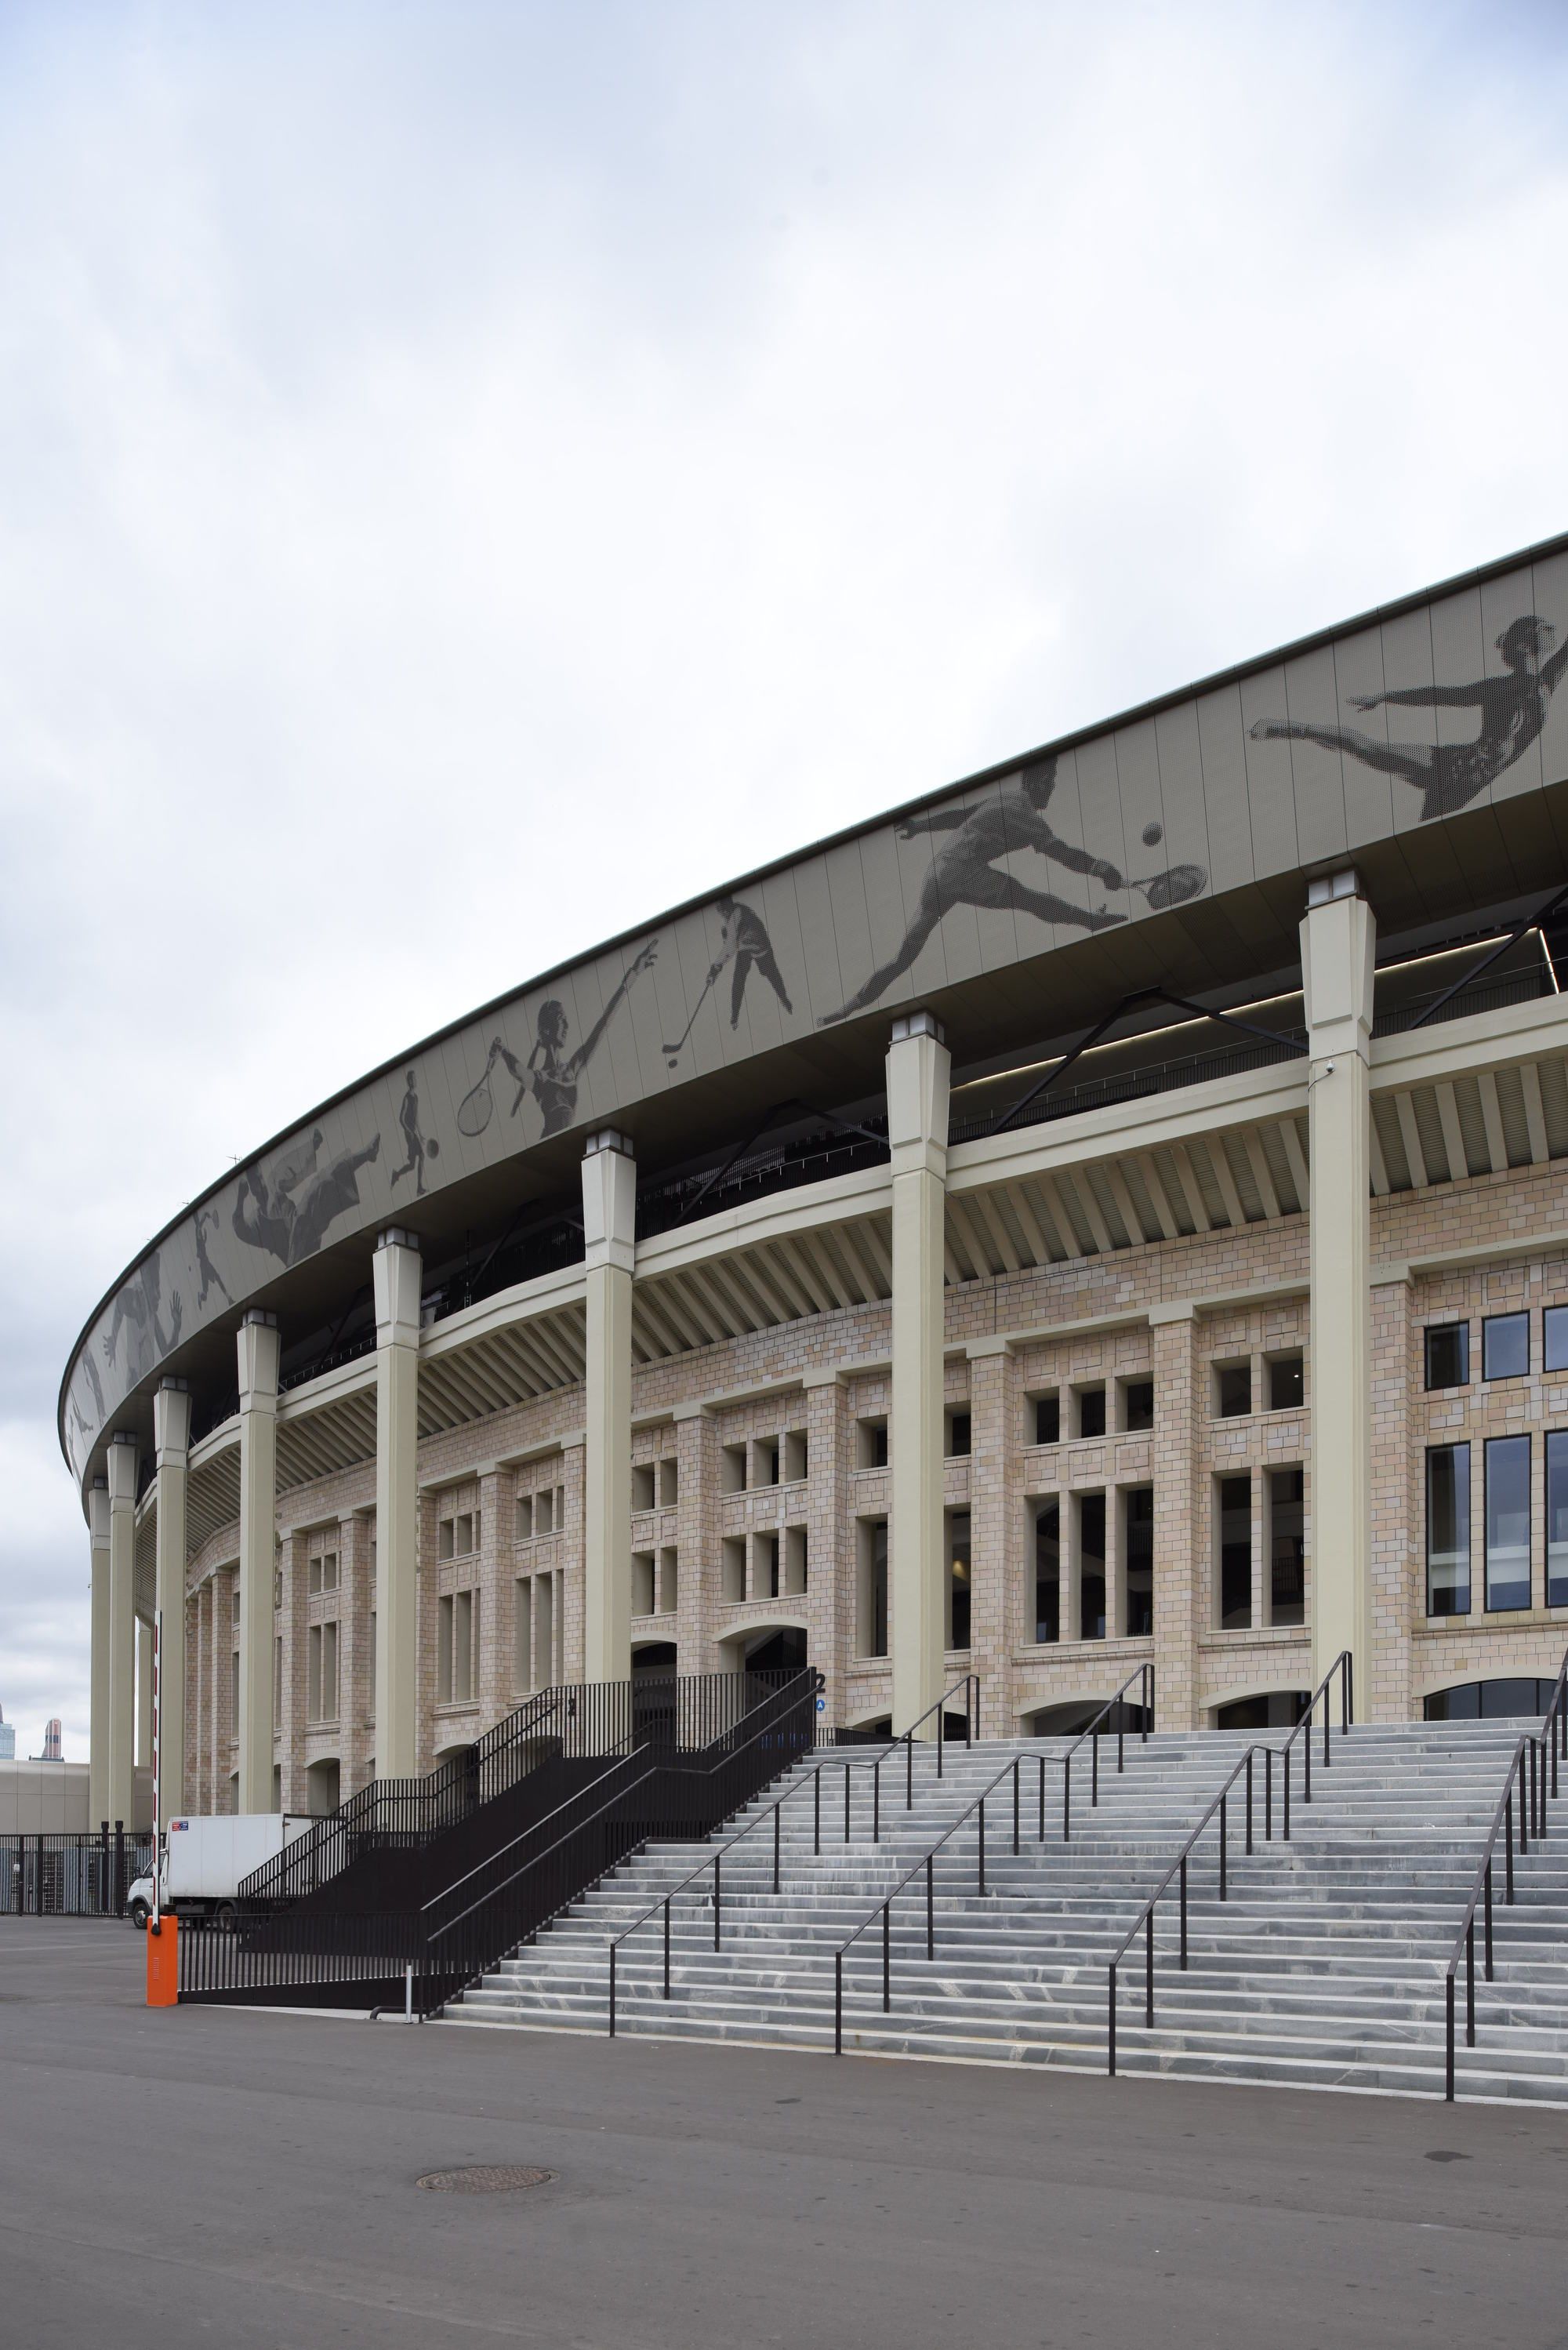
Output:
442 1723 1568 2101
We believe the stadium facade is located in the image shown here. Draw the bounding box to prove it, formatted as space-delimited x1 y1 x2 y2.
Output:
61 532 1568 1829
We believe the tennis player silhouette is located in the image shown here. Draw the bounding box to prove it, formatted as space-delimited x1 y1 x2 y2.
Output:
471 941 659 1139
1249 616 1568 822
818 759 1156 1027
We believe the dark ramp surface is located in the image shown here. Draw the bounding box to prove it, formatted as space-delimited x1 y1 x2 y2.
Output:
0 1916 1563 2349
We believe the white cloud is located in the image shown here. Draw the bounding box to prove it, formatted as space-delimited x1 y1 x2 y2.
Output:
4 0 1567 1762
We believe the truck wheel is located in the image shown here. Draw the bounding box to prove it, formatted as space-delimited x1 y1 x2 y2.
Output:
128 1898 151 1931
215 1901 237 1921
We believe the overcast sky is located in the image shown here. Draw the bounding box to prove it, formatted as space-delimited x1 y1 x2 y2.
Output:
5 0 1568 1764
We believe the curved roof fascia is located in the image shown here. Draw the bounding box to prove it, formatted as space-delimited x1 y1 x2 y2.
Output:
60 525 1568 1493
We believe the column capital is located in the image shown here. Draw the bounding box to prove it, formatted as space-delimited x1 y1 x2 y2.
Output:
237 1313 281 1410
373 1227 423 1347
89 1478 111 1547
885 1015 950 1180
582 1133 637 1274
107 1433 139 1502
154 1378 192 1464
1300 878 1375 1065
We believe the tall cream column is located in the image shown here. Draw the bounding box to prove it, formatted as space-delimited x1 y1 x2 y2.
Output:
1301 870 1376 1700
582 1131 635 1683
152 1378 191 1822
887 1012 950 1738
236 1309 280 1811
106 1433 138 1827
136 1619 153 1774
88 1477 110 1827
372 1229 423 1777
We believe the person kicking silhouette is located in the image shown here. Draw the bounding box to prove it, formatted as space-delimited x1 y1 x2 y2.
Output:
1250 615 1568 822
818 759 1125 1026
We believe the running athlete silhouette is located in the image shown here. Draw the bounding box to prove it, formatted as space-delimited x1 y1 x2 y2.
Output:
390 1070 430 1197
193 1206 230 1309
818 759 1127 1026
485 941 658 1139
1250 616 1568 822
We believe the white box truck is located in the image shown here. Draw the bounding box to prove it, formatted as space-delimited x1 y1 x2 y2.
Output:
125 1814 313 1927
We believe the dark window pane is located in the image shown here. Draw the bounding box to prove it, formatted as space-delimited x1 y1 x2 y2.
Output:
1218 1473 1251 1628
1428 1679 1554 1720
946 1411 971 1458
1268 1355 1304 1411
1546 1306 1568 1374
1548 1431 1568 1607
1078 1492 1106 1640
946 1511 971 1651
1269 1467 1305 1625
1425 1324 1470 1391
1123 1486 1153 1637
1426 1444 1471 1617
1076 1386 1106 1440
1483 1312 1529 1382
1123 1380 1155 1433
1485 1434 1530 1610
1216 1364 1251 1418
1034 1502 1060 1644
1034 1394 1059 1447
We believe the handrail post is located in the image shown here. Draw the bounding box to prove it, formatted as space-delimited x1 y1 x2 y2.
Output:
1108 1962 1117 2076
1246 1752 1254 1856
1505 1795 1515 1902
967 1679 975 1748
1144 1908 1154 2028
1484 1858 1494 1978
1304 1709 1312 1806
1038 1756 1045 1843
1265 1746 1273 1842
1323 1680 1330 1768
882 1901 891 2013
663 1900 670 1999
1118 1716 1124 1775
1465 1916 1475 2047
978 1798 986 1897
815 1765 821 1857
609 1942 617 2039
1283 1749 1290 1842
906 1734 913 1809
1063 1760 1072 1845
874 1756 881 1845
927 1854 935 1959
834 1952 843 2056
1180 1856 1188 1970
1144 1662 1152 1739
774 1801 781 1894
845 1765 851 1846
1092 1728 1099 1808
713 1854 721 1950
1446 1974 1455 2102
1219 1796 1227 1901
1013 1761 1020 1856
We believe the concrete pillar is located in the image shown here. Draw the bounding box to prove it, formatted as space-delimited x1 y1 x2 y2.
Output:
106 1433 138 1828
153 1378 191 1822
1149 1304 1200 1730
236 1309 280 1811
582 1131 635 1684
372 1229 422 1777
88 1478 110 1827
1300 871 1376 1700
136 1618 153 1771
887 1012 950 1738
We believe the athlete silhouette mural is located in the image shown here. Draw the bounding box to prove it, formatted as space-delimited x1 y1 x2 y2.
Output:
231 1129 383 1269
193 1205 230 1309
1250 615 1568 821
390 1070 440 1197
103 1252 182 1380
817 758 1204 1026
459 941 658 1139
662 899 792 1066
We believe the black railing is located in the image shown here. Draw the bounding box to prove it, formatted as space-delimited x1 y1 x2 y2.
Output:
239 1668 803 1907
1106 1650 1353 2073
177 1672 821 2012
1444 1645 1568 2101
0 1825 153 1918
830 1662 1152 2055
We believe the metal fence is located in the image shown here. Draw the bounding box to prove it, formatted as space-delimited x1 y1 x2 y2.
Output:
0 1828 154 1918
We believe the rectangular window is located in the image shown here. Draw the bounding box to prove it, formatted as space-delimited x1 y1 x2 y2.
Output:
721 1443 748 1492
456 1590 476 1702
1033 1393 1060 1447
857 1520 888 1658
1076 1492 1106 1640
721 1537 747 1602
1218 1473 1251 1629
1548 1433 1568 1607
514 1579 532 1691
535 1487 554 1536
1483 1312 1529 1383
1427 1444 1471 1616
783 1527 807 1596
782 1432 808 1484
946 1410 972 1458
660 1456 681 1506
631 1464 656 1513
1215 1363 1251 1419
535 1576 555 1686
437 1595 454 1703
309 1554 322 1596
1425 1322 1470 1391
946 1510 971 1652
660 1545 681 1612
307 1623 322 1721
1120 1380 1155 1434
1268 1468 1305 1626
1545 1307 1568 1376
1267 1355 1304 1411
1123 1486 1153 1638
756 1530 781 1600
753 1439 780 1488
1075 1386 1106 1441
632 1550 656 1616
517 1493 533 1541
857 1420 888 1470
1485 1435 1530 1611
321 1550 338 1593
320 1621 338 1720
1033 1501 1060 1644
438 1518 454 1563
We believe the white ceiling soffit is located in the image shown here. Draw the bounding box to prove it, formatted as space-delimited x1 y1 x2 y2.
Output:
632 1211 894 1363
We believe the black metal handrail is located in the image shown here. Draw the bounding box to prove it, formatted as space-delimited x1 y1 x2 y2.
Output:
1444 1644 1568 2101
609 1731 869 2035
881 1673 980 1814
1106 1648 1353 2072
830 1660 1154 2054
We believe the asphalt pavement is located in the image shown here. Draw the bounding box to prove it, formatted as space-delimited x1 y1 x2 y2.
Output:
1 1914 1564 2348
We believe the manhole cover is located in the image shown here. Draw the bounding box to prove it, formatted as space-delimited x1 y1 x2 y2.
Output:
416 2165 554 2195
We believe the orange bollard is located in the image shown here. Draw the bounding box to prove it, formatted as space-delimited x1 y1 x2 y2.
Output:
146 1913 179 2007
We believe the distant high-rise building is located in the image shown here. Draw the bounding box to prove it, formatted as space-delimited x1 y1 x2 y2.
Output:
42 1719 61 1763
0 1706 14 1763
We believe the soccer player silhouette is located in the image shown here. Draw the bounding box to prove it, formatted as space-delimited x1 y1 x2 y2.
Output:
390 1070 432 1197
1250 615 1568 822
818 759 1127 1026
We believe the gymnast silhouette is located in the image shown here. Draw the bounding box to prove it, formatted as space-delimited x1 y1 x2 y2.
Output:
1250 615 1568 822
818 759 1125 1026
